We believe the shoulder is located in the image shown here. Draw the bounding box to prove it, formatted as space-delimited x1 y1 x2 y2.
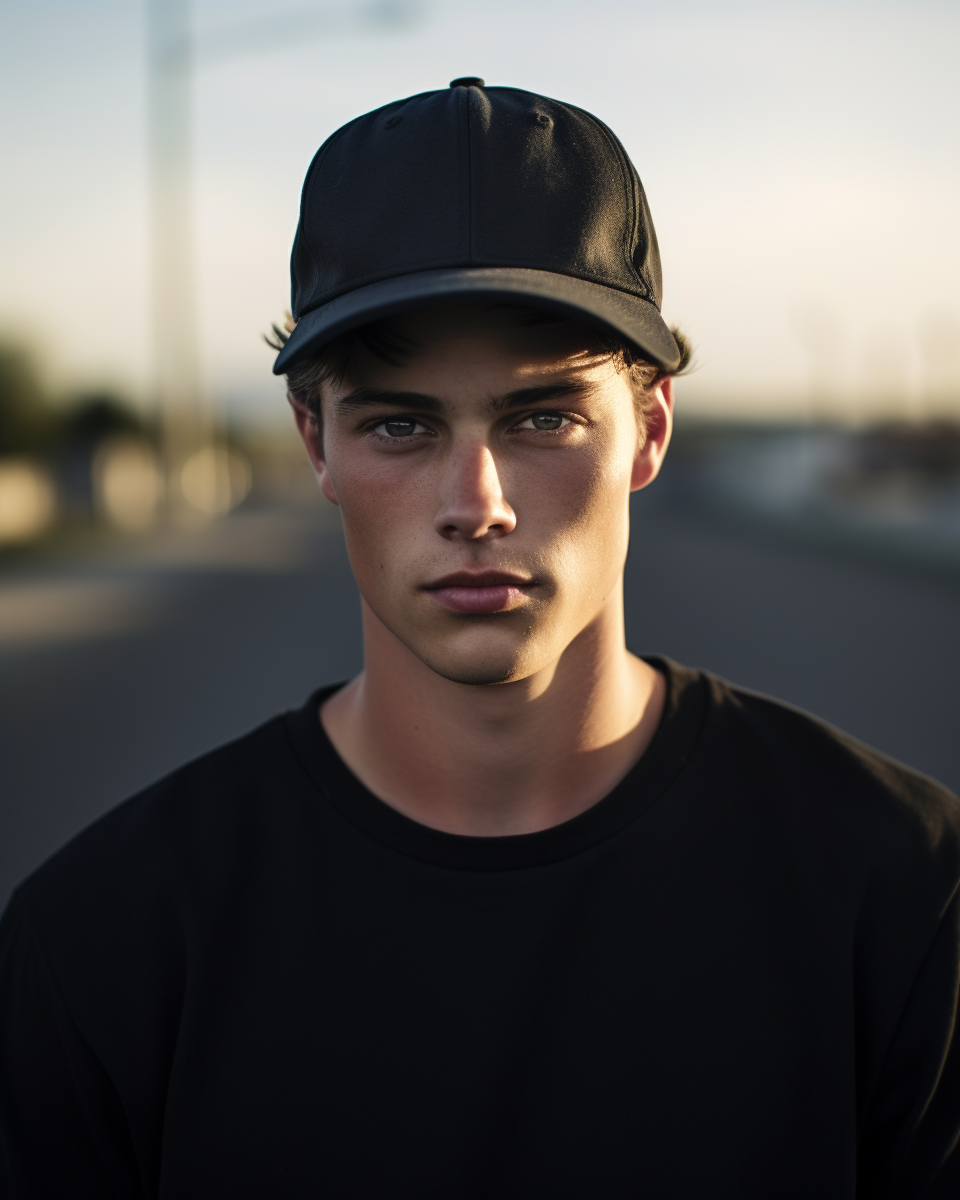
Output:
706 670 958 818
2 692 341 1043
11 699 316 940
693 667 960 894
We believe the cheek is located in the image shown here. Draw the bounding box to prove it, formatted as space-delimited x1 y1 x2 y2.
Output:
509 433 632 539
509 437 633 608
326 449 428 582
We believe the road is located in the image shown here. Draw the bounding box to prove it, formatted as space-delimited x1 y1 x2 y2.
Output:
1 493 958 908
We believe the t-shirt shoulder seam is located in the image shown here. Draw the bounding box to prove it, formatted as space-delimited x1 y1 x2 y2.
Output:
716 675 959 801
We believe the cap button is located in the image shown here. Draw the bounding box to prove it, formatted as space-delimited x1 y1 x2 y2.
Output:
449 77 485 88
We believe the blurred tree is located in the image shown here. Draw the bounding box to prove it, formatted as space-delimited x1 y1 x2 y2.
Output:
0 342 55 454
56 392 150 520
59 392 147 448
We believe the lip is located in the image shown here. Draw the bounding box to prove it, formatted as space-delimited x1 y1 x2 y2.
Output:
423 570 534 615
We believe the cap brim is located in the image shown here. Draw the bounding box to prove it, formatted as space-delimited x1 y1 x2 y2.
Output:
273 267 680 375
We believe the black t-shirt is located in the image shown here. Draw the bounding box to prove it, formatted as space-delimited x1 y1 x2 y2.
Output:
2 659 960 1198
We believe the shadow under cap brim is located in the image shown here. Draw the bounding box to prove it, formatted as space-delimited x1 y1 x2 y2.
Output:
273 267 681 375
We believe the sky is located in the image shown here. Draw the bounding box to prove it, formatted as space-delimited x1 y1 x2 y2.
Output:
1 0 958 425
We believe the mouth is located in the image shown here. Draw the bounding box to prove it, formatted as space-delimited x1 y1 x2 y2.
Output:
422 570 535 615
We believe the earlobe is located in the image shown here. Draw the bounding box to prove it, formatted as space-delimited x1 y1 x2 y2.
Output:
318 470 339 506
630 377 674 493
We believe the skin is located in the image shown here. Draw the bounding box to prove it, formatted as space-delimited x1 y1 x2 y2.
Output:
290 303 674 836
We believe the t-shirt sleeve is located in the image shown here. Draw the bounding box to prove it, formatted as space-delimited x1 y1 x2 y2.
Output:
860 884 960 1197
0 892 142 1199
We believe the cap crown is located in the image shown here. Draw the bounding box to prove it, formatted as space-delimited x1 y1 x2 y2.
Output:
290 85 663 321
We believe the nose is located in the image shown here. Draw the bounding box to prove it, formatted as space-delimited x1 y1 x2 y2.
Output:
434 440 517 541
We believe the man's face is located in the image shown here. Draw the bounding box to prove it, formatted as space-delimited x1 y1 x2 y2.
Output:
295 305 672 686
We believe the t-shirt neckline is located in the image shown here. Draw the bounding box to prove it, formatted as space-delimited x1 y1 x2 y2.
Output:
283 656 707 871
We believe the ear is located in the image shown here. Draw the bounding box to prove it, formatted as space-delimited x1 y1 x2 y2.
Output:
288 391 339 506
630 376 674 493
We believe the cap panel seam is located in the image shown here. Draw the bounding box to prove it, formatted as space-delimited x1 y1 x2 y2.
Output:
457 86 471 261
293 95 430 315
568 105 642 290
466 87 477 260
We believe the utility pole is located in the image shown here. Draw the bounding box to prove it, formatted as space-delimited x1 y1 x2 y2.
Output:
147 0 209 520
145 0 423 521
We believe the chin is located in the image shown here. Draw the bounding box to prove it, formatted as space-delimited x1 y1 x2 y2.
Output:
369 600 554 686
417 652 524 687
413 630 540 687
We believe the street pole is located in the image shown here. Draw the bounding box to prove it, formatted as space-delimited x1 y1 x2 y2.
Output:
147 0 211 520
146 0 424 522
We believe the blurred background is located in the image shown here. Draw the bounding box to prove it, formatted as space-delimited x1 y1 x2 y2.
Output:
1 0 958 907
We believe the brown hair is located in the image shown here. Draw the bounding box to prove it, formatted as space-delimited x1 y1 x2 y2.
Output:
266 312 693 439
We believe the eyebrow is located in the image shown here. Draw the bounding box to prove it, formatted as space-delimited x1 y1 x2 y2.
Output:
335 380 592 416
335 387 444 415
491 381 591 412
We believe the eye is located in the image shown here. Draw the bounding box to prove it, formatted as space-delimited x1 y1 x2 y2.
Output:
373 417 428 438
517 411 571 432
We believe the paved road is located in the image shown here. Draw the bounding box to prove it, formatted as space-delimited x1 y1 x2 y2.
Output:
1 495 958 908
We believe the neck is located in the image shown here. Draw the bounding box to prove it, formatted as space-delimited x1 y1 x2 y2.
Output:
320 589 665 836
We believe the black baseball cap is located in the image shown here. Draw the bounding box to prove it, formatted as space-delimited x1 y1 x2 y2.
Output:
273 78 681 375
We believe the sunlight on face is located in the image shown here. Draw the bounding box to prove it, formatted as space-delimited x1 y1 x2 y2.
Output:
313 303 669 685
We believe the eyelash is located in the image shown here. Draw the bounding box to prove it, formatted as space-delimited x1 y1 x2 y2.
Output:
367 418 432 442
365 411 580 443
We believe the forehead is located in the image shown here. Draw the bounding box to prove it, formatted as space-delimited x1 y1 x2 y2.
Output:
321 302 622 405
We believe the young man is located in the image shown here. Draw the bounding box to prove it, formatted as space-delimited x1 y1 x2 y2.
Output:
2 80 959 1198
